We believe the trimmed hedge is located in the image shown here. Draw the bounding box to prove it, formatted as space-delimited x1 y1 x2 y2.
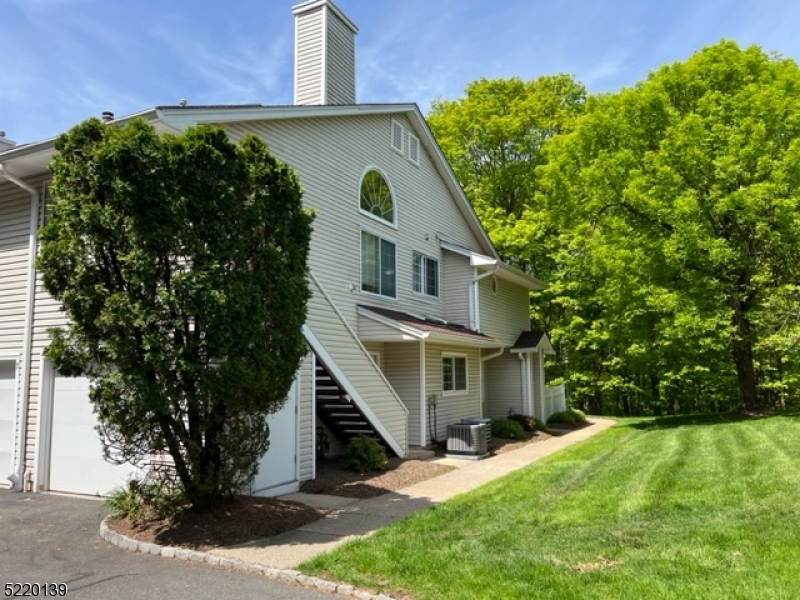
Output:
547 408 588 426
491 418 526 440
340 436 388 472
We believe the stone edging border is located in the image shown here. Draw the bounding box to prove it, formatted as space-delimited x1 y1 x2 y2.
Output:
99 518 395 600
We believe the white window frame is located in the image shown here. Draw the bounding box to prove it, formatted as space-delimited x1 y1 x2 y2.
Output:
442 353 468 395
358 165 398 229
360 229 398 300
368 351 381 369
412 251 439 298
40 181 53 227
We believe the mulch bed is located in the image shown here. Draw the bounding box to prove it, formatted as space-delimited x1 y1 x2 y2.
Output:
300 457 454 499
491 428 555 454
106 426 573 551
107 495 326 551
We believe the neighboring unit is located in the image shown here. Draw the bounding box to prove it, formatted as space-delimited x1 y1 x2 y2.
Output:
0 0 562 496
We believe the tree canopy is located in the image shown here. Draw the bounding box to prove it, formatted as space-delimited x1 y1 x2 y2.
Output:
428 75 586 274
37 118 314 509
430 42 800 415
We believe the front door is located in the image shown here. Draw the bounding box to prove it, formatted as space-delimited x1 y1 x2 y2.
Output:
251 379 299 496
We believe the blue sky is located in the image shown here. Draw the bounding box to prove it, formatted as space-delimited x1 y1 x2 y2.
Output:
4 0 800 144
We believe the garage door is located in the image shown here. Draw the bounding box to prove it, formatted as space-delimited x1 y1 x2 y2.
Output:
0 361 16 482
49 375 139 496
252 379 299 497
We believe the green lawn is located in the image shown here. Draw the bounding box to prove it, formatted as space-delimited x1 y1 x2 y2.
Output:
301 414 800 599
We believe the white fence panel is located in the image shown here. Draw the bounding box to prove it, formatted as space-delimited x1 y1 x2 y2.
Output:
543 384 566 421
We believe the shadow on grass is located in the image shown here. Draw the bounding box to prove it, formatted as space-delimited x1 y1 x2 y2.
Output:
626 410 800 431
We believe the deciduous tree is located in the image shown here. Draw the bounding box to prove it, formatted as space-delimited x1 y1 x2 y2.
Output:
543 41 800 411
38 118 314 509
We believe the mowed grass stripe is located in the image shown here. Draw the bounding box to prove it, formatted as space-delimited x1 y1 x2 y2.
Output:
302 415 800 600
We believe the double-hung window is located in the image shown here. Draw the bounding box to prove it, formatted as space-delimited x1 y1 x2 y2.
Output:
413 252 439 297
361 230 396 298
442 355 467 393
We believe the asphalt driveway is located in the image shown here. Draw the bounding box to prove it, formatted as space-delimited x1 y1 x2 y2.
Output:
0 490 330 600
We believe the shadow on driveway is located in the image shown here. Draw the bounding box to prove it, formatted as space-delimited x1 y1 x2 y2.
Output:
0 490 328 600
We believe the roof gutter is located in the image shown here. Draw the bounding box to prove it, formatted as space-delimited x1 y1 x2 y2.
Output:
0 164 39 491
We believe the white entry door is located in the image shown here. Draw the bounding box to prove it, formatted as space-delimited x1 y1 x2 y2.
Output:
49 374 139 496
252 379 299 497
0 361 16 483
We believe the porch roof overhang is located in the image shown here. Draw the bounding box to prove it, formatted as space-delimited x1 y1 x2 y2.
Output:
439 241 547 291
357 305 503 348
510 330 556 355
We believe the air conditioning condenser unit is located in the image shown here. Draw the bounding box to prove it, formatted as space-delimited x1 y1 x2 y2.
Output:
446 423 490 460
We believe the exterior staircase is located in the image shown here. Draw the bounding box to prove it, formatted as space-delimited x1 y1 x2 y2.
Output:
314 359 394 454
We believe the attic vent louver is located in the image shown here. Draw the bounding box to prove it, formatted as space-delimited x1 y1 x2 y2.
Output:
390 119 420 167
391 119 404 153
407 132 420 166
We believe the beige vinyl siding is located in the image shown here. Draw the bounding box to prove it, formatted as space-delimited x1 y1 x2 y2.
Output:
28 177 69 480
382 342 421 446
306 273 408 454
357 316 411 342
479 276 530 346
441 250 472 327
423 342 480 445
361 341 385 363
2 173 56 479
0 180 31 483
223 114 484 331
484 350 524 419
298 353 314 481
325 8 356 105
0 181 31 355
295 5 324 105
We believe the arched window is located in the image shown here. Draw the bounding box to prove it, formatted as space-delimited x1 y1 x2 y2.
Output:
360 169 394 225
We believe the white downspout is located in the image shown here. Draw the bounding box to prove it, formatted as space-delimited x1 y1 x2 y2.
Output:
419 340 426 446
0 164 40 491
469 265 498 331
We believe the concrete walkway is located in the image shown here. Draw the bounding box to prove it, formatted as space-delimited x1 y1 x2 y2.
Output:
209 417 617 569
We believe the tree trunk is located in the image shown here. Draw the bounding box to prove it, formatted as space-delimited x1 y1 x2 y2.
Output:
729 297 761 412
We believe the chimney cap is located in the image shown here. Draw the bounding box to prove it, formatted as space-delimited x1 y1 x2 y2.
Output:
101 111 114 122
292 0 358 34
179 98 188 107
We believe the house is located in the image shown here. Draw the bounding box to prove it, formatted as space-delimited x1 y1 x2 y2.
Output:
0 0 563 498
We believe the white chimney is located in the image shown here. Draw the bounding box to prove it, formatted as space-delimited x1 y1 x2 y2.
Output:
292 0 358 105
